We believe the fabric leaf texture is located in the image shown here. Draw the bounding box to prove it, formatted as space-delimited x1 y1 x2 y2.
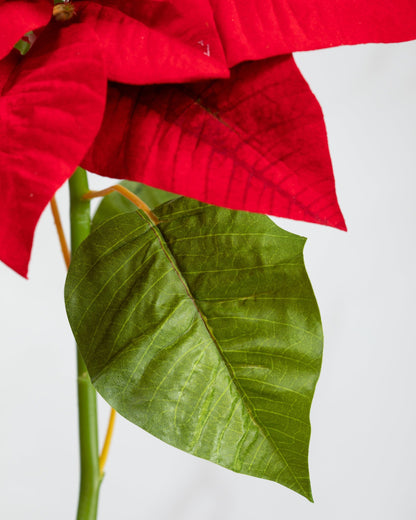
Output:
210 0 416 65
0 22 106 276
65 198 324 500
83 55 346 229
76 1 230 84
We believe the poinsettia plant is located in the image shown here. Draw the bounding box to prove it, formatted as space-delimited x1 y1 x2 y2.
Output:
1 0 415 518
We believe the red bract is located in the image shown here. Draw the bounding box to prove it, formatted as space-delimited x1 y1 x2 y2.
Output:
82 56 344 229
210 0 416 66
0 22 106 276
0 0 415 277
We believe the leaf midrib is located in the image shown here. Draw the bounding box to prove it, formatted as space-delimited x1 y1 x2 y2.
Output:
145 212 309 497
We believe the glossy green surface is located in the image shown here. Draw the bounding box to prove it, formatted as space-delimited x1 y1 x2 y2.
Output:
66 198 322 500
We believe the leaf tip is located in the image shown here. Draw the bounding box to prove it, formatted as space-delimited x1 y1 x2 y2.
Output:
325 209 347 232
305 485 314 503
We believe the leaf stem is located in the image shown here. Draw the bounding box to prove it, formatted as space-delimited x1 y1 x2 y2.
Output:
83 184 159 225
99 408 116 476
51 192 116 478
69 167 101 520
50 196 71 269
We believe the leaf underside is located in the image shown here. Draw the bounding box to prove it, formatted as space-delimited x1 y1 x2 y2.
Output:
65 197 323 500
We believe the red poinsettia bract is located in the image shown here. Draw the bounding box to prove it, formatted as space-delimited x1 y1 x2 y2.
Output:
0 0 415 277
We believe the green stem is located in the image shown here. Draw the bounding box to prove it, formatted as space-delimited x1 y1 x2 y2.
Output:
69 167 101 520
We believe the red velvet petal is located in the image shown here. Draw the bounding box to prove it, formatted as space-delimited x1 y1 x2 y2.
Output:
0 49 20 90
0 0 51 60
77 1 229 84
0 22 107 277
210 0 416 66
82 55 345 230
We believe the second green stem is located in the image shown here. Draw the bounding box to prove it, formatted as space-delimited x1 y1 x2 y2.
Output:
69 167 101 520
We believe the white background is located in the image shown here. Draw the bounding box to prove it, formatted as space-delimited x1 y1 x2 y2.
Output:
1 40 415 519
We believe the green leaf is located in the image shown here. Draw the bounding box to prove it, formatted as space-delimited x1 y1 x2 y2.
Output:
92 180 176 229
65 198 322 500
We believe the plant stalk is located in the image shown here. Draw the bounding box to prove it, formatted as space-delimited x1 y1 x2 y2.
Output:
69 167 101 520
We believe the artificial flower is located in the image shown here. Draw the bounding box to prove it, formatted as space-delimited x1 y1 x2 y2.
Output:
0 0 415 277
